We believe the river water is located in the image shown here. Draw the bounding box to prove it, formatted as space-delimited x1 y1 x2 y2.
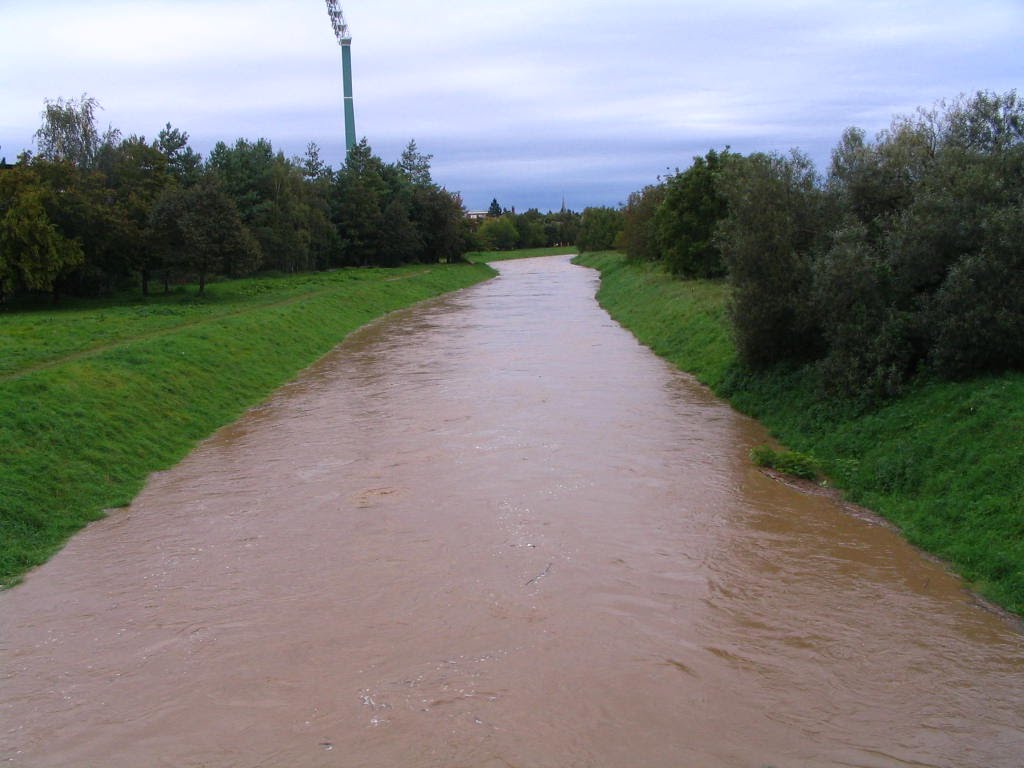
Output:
2 256 1022 768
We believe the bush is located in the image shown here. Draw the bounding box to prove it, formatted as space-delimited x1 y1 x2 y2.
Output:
929 203 1024 377
656 148 736 278
750 446 821 480
619 185 666 262
576 206 623 252
718 151 829 369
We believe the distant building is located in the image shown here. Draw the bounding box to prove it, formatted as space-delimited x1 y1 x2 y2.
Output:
465 211 489 221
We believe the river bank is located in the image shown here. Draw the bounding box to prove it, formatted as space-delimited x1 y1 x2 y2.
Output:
575 251 1024 617
0 263 495 586
6 255 1022 768
465 245 578 263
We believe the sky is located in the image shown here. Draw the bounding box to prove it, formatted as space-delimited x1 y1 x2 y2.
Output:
1 0 1021 212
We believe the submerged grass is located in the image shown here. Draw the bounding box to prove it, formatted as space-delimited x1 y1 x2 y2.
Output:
0 263 495 586
575 251 1024 616
465 245 578 263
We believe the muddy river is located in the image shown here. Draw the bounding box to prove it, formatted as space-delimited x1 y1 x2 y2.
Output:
2 256 1023 767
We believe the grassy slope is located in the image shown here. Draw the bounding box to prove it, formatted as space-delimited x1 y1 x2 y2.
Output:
0 263 495 586
576 251 1024 615
465 246 578 263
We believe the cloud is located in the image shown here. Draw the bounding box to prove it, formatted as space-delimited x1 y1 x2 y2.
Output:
2 0 1022 210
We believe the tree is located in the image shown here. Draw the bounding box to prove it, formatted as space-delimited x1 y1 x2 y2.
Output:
378 192 421 266
719 151 829 368
487 198 503 217
656 148 737 277
34 94 103 169
208 138 328 272
412 185 468 263
513 209 547 249
819 90 1024 390
149 175 260 294
929 193 1024 377
92 135 173 294
0 168 84 299
398 139 433 187
301 142 332 184
576 207 622 252
332 138 387 266
619 184 666 261
156 123 202 185
476 215 519 251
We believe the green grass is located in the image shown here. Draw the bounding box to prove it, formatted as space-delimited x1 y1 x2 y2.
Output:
575 251 1024 616
465 245 578 263
0 263 495 586
749 446 822 481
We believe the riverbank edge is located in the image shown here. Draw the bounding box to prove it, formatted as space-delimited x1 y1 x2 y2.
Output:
574 251 1023 617
0 263 496 587
466 246 579 263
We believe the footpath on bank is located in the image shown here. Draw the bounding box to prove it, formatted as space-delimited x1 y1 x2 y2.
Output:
575 251 1024 618
0 263 494 587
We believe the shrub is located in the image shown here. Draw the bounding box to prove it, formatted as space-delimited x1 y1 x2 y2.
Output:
718 151 829 369
750 446 821 480
929 203 1024 377
619 184 666 262
656 148 736 278
576 206 623 252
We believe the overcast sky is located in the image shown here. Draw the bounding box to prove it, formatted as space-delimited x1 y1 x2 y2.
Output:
1 0 1021 211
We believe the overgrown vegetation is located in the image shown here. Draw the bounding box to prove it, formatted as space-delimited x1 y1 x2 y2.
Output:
577 91 1024 613
0 262 494 587
749 446 821 481
608 90 1024 402
576 206 624 252
0 95 475 303
468 203 580 252
576 251 1024 616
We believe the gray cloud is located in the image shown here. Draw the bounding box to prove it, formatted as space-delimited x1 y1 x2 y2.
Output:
2 0 1021 211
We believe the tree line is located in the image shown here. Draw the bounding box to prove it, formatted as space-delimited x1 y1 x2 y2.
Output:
470 198 580 251
580 90 1023 401
0 95 475 301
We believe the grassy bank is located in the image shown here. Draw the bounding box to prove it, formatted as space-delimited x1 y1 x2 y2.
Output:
465 245 578 263
575 251 1024 616
0 263 495 586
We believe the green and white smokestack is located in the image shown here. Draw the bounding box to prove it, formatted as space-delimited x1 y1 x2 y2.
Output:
325 0 357 154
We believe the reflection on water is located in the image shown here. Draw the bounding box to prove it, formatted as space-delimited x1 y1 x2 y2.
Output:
2 256 1022 767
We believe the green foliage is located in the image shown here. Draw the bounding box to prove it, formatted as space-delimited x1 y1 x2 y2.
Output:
574 252 733 384
657 148 737 278
619 184 666 261
718 150 829 369
465 207 579 253
0 168 85 296
577 251 1024 616
476 215 520 251
34 94 102 168
4 97 473 302
397 139 433 187
749 446 821 480
816 90 1024 393
929 203 1024 375
618 91 1024 399
576 207 623 252
0 262 495 586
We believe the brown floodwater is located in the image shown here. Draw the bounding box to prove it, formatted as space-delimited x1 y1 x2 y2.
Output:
2 255 1022 768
